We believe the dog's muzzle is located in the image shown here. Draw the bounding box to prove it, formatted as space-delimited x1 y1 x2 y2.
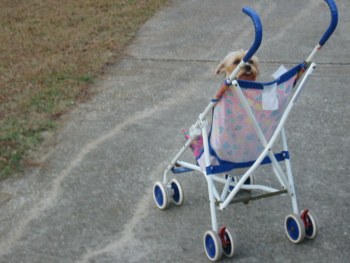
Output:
244 64 252 72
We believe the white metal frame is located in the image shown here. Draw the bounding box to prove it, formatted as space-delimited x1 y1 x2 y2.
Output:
162 61 316 233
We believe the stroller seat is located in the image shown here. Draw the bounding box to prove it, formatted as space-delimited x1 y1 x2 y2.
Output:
196 64 304 174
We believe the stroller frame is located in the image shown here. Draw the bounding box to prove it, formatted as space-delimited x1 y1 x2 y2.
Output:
153 0 338 261
164 62 315 227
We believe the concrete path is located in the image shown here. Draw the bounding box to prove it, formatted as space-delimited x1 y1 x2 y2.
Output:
1 0 349 262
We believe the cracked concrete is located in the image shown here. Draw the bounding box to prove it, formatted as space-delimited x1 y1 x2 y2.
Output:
1 0 349 262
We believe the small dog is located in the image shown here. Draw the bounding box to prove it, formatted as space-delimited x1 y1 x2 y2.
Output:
215 49 259 81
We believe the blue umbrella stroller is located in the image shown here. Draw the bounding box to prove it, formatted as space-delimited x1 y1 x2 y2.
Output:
152 0 338 261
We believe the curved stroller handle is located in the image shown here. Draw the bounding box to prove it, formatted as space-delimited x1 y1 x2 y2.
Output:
319 0 338 46
242 7 263 63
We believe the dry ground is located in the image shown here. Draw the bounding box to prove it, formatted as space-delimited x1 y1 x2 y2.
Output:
0 0 168 178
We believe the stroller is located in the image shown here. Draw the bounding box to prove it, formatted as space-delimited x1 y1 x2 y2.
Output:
152 0 338 261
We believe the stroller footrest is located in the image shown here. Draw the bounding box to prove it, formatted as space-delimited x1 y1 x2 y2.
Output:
228 189 288 205
171 166 194 174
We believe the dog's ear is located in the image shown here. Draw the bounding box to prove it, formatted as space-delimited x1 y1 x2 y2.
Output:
214 60 226 75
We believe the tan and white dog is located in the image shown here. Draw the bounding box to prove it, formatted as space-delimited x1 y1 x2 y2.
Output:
215 49 260 81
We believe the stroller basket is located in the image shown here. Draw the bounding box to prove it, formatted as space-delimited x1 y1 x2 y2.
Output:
152 0 338 261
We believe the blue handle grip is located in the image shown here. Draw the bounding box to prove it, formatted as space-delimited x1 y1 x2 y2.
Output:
319 0 338 46
242 7 263 62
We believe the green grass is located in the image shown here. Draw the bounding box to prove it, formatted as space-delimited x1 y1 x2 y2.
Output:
0 0 168 179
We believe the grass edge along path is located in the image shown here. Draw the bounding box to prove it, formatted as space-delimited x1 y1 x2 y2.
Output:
0 0 168 179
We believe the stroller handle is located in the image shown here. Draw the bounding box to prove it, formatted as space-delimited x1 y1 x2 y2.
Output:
319 0 338 46
242 7 263 63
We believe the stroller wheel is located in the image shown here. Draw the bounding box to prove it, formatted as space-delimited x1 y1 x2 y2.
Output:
300 209 318 239
203 230 223 262
219 226 237 258
153 182 169 210
284 213 305 244
169 178 184 206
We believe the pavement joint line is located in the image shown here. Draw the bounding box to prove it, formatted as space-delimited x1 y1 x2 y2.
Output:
125 55 350 66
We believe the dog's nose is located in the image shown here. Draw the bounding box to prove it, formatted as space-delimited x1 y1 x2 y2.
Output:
244 64 252 72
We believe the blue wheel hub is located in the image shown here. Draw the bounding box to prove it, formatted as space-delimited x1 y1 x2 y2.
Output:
205 234 216 259
222 232 232 255
305 216 314 237
286 217 299 241
154 185 164 206
171 182 180 203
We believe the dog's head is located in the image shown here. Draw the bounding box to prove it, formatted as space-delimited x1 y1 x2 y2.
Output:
215 50 259 81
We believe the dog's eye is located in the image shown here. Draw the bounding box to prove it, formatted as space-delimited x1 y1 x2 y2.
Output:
233 59 240 65
248 59 254 65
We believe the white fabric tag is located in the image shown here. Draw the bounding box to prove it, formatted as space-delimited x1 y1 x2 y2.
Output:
262 83 279 110
272 65 288 79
